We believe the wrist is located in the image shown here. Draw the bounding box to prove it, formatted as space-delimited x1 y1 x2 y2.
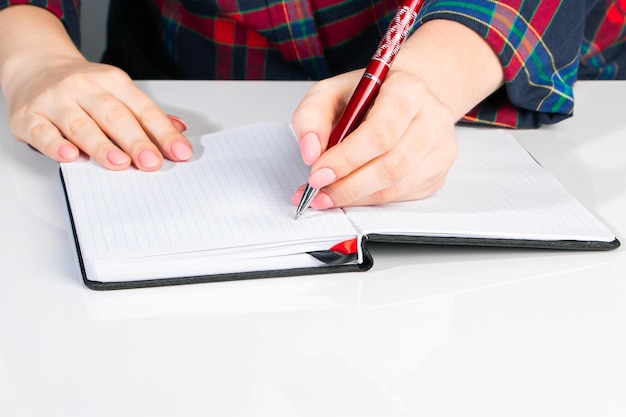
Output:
0 5 84 98
392 19 504 119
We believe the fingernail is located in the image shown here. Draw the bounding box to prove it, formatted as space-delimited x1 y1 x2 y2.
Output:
138 149 160 168
58 144 78 160
167 115 188 132
308 167 336 189
311 192 334 210
106 149 131 166
300 132 321 165
170 140 193 160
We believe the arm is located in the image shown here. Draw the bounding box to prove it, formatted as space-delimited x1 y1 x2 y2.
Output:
291 19 504 209
419 0 596 128
291 0 604 209
0 5 192 171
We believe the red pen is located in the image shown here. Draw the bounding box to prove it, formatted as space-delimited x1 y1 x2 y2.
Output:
295 0 425 219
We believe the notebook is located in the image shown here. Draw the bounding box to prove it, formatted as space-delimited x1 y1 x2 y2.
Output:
59 122 620 290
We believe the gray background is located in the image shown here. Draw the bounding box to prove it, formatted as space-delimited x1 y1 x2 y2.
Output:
80 0 110 62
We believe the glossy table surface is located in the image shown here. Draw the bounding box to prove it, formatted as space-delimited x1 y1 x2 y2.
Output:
1 80 625 416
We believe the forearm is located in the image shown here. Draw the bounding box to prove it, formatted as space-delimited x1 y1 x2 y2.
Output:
392 19 504 121
0 5 84 100
416 0 593 127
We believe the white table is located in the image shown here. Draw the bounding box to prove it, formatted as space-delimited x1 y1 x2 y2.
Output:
1 80 625 416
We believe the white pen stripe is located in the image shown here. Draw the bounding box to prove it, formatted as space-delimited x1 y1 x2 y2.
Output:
363 73 382 85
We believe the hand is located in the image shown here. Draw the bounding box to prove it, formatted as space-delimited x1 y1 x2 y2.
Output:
290 19 504 209
0 5 192 171
291 69 458 209
7 58 193 171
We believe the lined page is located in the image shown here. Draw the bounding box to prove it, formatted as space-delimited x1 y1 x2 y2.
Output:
61 123 358 260
345 128 616 242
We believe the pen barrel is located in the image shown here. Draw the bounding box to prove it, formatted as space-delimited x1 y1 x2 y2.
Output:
328 76 380 148
327 1 420 148
371 2 420 68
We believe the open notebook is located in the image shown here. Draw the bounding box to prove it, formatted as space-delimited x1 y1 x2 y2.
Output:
60 122 619 290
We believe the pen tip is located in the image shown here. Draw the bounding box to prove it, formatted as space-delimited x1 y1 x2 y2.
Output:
295 212 301 220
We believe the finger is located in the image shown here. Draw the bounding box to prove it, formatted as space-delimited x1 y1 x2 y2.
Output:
291 186 335 210
317 145 417 207
291 149 416 210
16 105 133 169
167 114 188 132
13 115 80 162
291 169 447 210
69 89 168 170
326 164 449 208
107 79 193 163
73 68 192 167
317 115 458 207
56 103 136 169
291 179 444 210
306 72 425 190
291 71 361 165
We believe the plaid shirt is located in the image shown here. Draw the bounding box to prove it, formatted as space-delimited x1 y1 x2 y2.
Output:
1 0 625 128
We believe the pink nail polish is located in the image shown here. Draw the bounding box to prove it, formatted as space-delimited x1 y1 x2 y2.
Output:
308 167 336 189
106 149 131 166
167 114 188 132
300 132 321 165
58 144 78 160
138 149 160 168
170 140 193 160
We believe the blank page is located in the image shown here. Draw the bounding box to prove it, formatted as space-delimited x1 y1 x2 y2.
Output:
345 128 616 243
60 122 358 261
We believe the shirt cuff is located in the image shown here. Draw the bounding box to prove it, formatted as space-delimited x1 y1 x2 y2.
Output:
416 0 579 128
